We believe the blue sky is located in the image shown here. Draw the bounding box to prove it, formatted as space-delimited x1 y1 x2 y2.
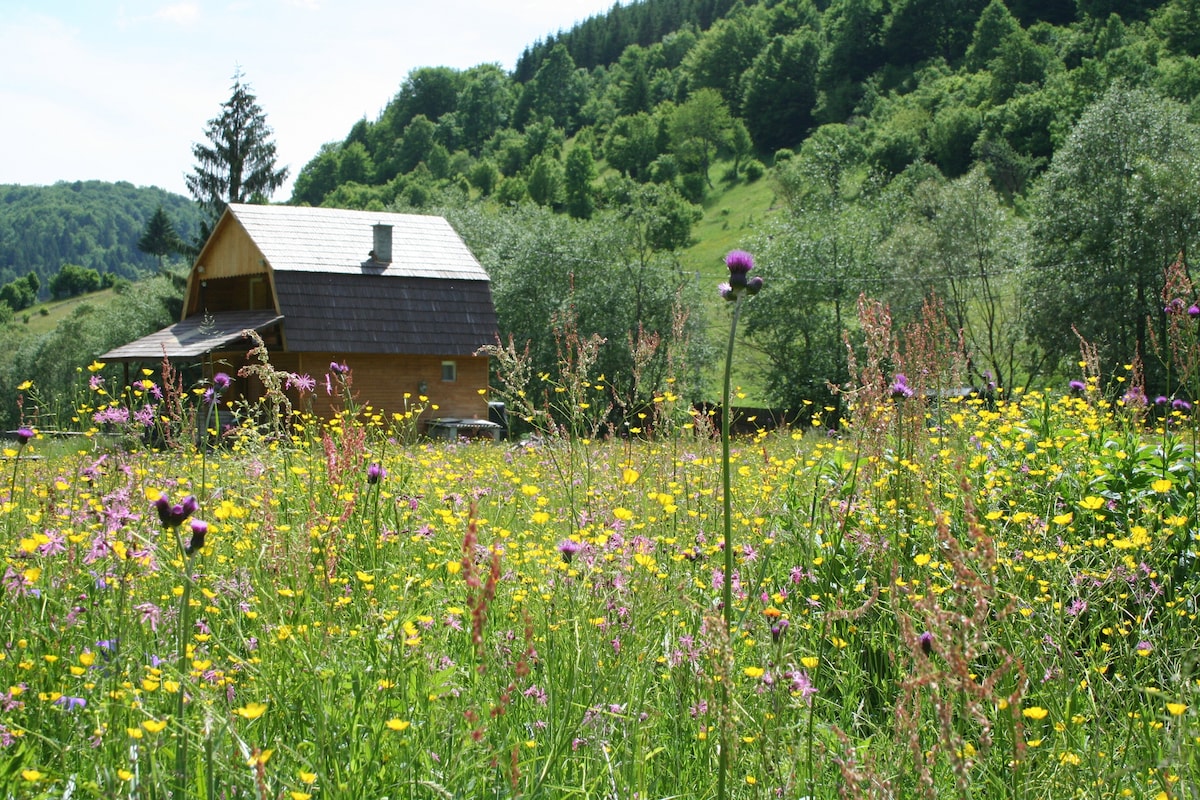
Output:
0 1 621 197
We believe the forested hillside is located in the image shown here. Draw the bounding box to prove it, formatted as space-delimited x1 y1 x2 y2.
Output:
0 181 201 289
288 0 1200 412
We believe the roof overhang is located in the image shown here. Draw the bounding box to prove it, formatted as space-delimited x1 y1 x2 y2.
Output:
100 310 284 362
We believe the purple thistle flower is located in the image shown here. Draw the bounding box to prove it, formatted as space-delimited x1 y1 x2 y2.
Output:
1189 304 1200 317
721 250 763 299
771 618 789 643
154 493 198 528
367 463 386 485
1122 386 1147 407
1172 398 1192 412
329 361 350 375
15 427 34 446
185 519 208 556
558 539 582 563
1068 380 1087 393
212 372 232 390
890 373 914 400
918 631 934 656
725 250 755 286
1155 395 1169 405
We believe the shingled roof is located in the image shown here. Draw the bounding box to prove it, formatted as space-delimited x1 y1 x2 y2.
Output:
224 204 490 281
101 310 283 360
274 273 495 355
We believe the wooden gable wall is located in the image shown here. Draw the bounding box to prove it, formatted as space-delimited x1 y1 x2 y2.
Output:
185 216 275 317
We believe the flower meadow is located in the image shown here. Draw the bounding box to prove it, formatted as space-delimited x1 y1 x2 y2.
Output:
3 304 1200 799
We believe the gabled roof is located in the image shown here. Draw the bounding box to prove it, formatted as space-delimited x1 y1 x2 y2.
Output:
101 310 283 361
215 203 489 281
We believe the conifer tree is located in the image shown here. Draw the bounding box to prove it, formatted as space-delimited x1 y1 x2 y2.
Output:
186 70 288 236
137 206 184 271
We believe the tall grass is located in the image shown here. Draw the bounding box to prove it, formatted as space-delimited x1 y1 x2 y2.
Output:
1 312 1199 799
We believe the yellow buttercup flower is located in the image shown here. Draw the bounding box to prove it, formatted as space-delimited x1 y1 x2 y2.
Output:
234 702 268 720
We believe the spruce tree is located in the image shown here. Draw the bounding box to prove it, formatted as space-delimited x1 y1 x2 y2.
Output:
137 206 184 271
186 70 288 236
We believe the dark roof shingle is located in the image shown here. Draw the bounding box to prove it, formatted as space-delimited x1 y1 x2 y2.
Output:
273 273 496 356
101 310 283 361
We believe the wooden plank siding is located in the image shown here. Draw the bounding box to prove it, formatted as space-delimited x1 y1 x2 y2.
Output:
192 217 268 281
208 350 489 423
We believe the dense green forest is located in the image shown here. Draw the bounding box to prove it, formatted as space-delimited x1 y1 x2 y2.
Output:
0 181 201 289
0 182 197 429
285 0 1200 413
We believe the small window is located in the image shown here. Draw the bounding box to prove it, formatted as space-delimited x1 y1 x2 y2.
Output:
441 360 457 382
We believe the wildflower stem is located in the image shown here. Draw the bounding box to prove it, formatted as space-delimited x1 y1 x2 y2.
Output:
175 535 196 800
721 296 741 632
8 454 18 505
718 293 743 800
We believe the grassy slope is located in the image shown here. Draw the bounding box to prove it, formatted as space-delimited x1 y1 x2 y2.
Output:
20 289 117 337
679 161 780 405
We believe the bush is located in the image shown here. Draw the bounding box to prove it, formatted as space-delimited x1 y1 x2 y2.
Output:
648 154 679 184
679 172 707 204
495 176 528 205
744 159 766 181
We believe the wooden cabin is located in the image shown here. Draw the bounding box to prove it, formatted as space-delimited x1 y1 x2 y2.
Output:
102 204 498 427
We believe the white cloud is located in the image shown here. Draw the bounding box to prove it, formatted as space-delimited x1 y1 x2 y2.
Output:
151 3 200 25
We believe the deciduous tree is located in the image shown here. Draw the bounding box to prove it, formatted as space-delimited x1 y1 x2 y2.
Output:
740 30 821 151
668 88 733 186
1026 84 1200 389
